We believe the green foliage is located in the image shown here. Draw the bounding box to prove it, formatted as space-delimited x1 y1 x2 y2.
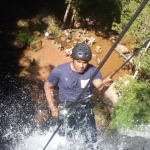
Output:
16 28 39 45
112 0 150 47
50 24 60 35
111 0 150 131
110 77 150 131
72 0 122 26
134 48 150 79
93 102 102 114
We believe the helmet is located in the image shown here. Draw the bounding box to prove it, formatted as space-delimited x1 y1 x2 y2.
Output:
72 43 92 61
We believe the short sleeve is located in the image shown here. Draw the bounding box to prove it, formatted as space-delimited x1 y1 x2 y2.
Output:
47 67 60 86
92 67 103 80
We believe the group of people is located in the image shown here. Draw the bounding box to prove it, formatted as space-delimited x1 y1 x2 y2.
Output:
44 43 113 147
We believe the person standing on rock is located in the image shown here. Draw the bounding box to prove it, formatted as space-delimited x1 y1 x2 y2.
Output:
44 43 113 146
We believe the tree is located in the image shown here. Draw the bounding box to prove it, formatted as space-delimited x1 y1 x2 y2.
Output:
112 0 150 47
110 77 150 131
110 41 150 131
60 0 122 29
61 0 72 29
134 43 150 80
72 0 122 28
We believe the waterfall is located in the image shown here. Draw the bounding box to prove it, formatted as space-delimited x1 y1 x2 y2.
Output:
0 75 150 150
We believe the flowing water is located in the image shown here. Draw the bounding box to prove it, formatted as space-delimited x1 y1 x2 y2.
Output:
1 75 150 150
0 1 150 149
0 22 149 150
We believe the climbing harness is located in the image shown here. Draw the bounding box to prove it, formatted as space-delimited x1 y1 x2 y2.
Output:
42 0 149 149
58 101 94 131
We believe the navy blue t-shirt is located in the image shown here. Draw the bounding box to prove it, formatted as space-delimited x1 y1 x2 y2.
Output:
47 62 102 102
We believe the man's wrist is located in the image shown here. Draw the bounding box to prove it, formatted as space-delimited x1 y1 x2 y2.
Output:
102 80 107 87
50 105 57 110
49 102 55 107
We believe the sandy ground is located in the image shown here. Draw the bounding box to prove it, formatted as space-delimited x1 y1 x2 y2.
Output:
20 36 72 80
30 37 72 67
19 33 133 127
22 33 132 82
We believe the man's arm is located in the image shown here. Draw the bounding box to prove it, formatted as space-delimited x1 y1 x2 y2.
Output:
93 77 113 93
44 80 58 117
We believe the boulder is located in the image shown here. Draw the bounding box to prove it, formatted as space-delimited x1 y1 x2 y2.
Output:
60 36 67 41
87 37 95 45
19 55 35 67
66 39 71 43
73 32 81 40
96 58 101 65
57 43 64 51
8 40 26 50
74 20 83 28
92 54 97 60
33 31 41 37
115 44 129 54
52 40 57 44
95 45 103 54
30 40 42 51
64 46 74 57
17 19 29 27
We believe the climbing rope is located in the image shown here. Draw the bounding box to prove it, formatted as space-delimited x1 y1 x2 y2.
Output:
42 0 149 149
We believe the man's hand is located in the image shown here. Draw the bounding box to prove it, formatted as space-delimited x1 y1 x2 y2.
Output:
102 76 113 87
93 76 113 93
44 81 58 117
50 105 58 117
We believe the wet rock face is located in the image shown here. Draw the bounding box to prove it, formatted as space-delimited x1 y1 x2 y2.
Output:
30 40 42 51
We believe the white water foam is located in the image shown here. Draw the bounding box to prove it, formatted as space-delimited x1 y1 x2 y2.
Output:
12 126 150 150
119 124 150 139
15 127 96 150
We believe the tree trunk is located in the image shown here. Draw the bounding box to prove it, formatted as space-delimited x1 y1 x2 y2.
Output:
70 14 74 27
145 41 150 53
61 0 72 29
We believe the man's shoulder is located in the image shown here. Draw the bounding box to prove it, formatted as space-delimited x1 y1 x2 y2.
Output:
52 62 70 73
87 64 97 70
85 64 101 76
87 64 102 79
48 62 70 79
57 62 70 69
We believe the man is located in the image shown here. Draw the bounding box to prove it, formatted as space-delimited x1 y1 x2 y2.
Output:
44 43 113 145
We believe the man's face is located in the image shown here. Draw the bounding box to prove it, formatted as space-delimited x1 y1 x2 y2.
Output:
72 59 89 73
